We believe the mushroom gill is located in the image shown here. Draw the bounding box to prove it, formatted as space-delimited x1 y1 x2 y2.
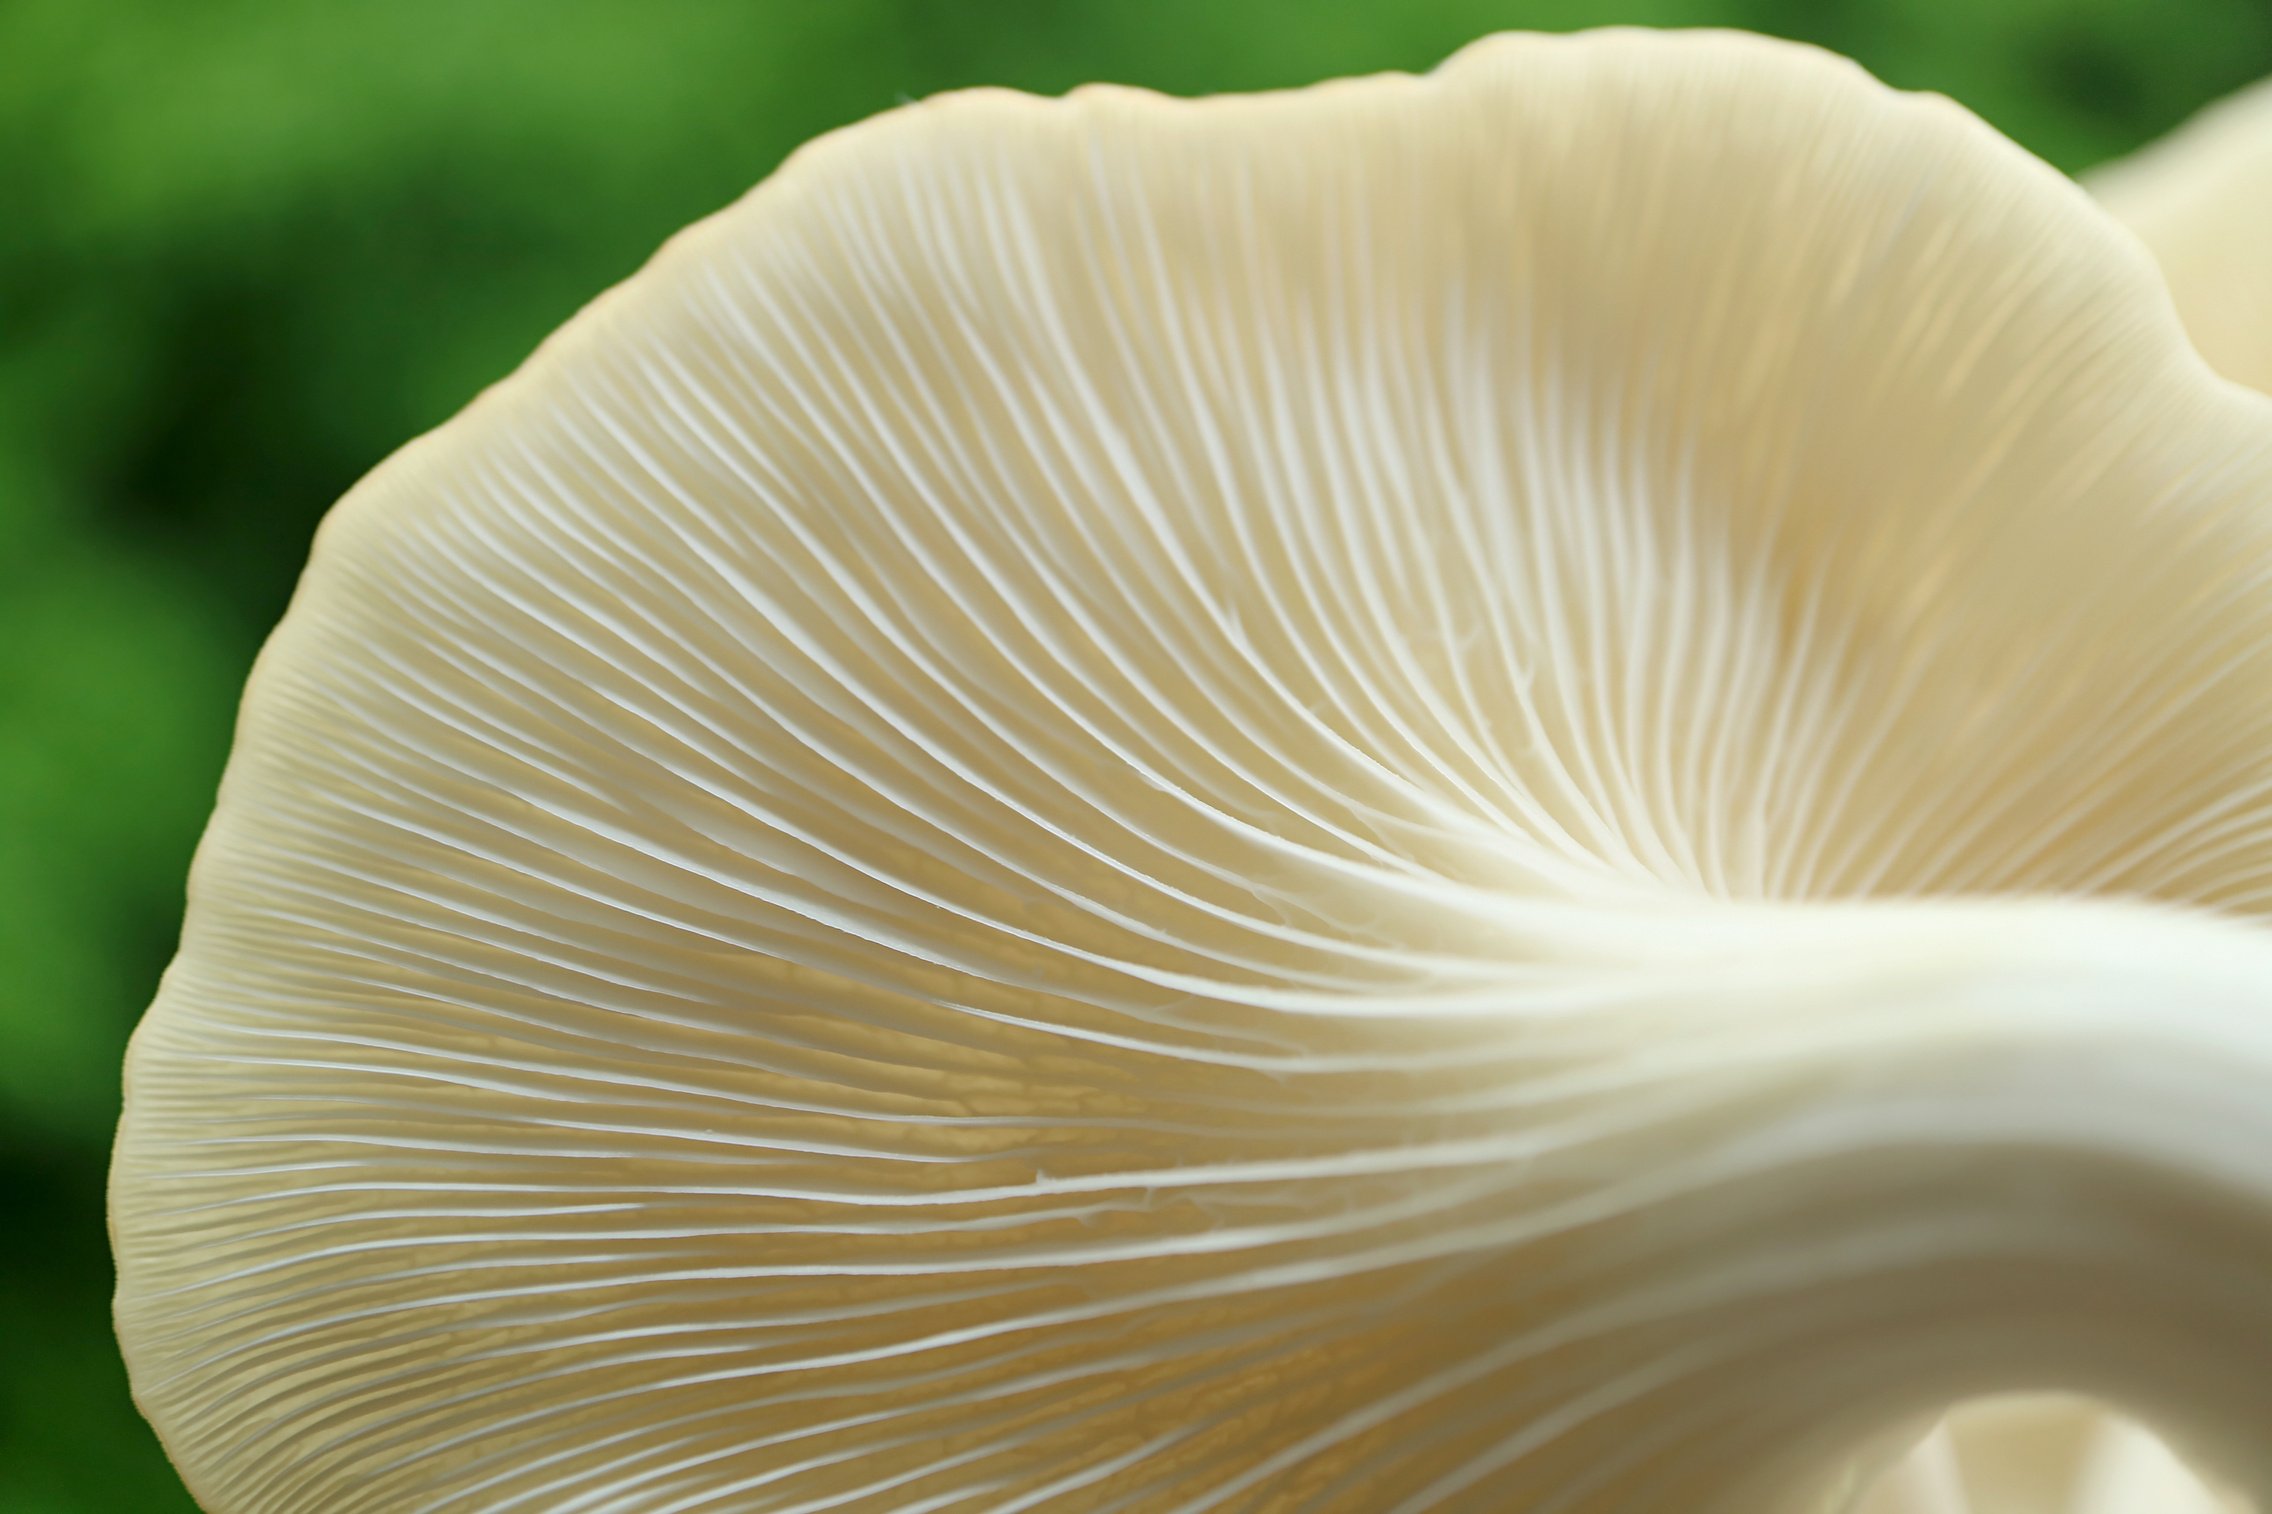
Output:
111 29 2272 1514
2093 74 2272 396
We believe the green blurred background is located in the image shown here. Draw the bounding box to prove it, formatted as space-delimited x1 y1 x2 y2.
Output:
2 0 2268 1506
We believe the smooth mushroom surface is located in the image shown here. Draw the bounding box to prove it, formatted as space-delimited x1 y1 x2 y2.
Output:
112 29 2272 1514
1857 1396 2251 1514
2092 74 2272 395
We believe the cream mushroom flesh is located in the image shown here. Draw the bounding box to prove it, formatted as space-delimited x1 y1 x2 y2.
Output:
2093 75 2272 396
1858 1397 2253 1514
111 29 2272 1514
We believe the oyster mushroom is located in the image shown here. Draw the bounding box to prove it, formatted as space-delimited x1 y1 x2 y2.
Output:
112 29 2272 1514
2093 75 2272 395
1860 78 2272 1511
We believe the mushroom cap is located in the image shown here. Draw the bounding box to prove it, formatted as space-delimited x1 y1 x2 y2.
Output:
112 29 2272 1514
2092 75 2272 395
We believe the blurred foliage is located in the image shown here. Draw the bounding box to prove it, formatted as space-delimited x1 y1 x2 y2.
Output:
1 0 2267 1506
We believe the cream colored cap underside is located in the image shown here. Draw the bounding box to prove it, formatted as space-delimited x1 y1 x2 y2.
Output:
112 29 2272 1514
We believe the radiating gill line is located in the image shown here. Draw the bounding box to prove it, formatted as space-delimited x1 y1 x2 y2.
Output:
166 1049 1261 1169
151 1009 1794 1228
2116 800 2272 901
908 147 1526 854
877 145 1512 858
238 703 1510 1016
1937 602 2272 895
171 1022 1298 1137
184 906 1560 1079
448 1235 1504 1512
151 1050 1817 1436
195 1186 1502 1497
526 1246 1485 1514
213 781 1379 1068
1884 590 2258 895
162 1080 1903 1480
1065 128 1611 874
213 814 1568 1061
1237 167 1581 856
764 158 1511 886
336 595 1499 999
1161 1190 2087 1511
1558 194 1713 891
218 796 1617 1029
740 204 1497 881
149 1110 1685 1307
410 447 1508 993
627 258 1617 895
1383 1344 1747 1514
1050 145 1627 872
1749 575 1864 899
1310 172 1552 834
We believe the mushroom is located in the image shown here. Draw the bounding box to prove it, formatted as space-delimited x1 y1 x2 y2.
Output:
1857 1397 2252 1513
111 29 2272 1514
1857 81 2272 1512
2092 74 2272 395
